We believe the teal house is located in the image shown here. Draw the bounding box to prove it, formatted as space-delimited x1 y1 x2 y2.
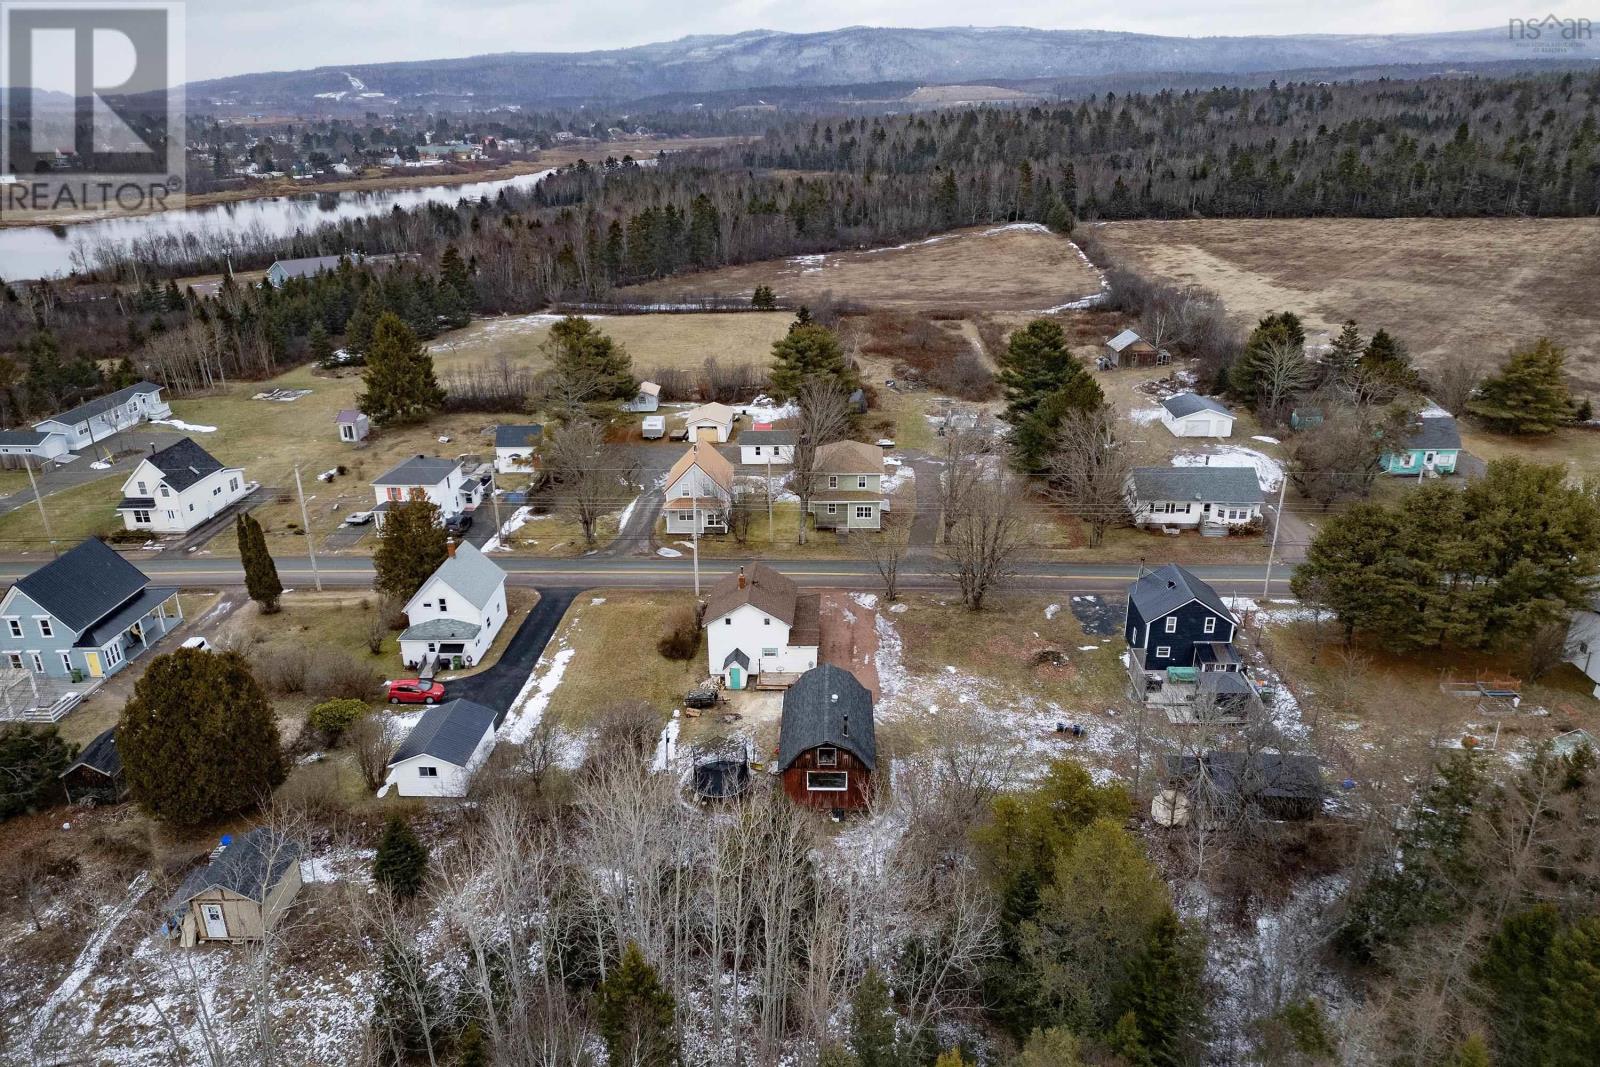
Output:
1381 415 1461 476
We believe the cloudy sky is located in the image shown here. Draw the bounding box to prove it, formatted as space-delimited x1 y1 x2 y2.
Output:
184 1 1517 81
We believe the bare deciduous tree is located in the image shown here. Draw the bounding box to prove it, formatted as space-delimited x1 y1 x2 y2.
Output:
868 509 912 601
350 711 398 792
1255 338 1317 422
547 418 632 547
1426 355 1488 417
937 411 991 539
1044 407 1133 548
941 471 1034 611
787 378 851 545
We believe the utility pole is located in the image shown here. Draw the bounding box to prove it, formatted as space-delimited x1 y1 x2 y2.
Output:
1261 475 1289 598
489 470 503 547
293 465 322 591
691 502 700 597
23 456 56 557
766 453 773 542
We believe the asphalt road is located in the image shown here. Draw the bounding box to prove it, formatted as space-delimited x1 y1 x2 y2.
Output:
450 589 577 724
0 555 1299 600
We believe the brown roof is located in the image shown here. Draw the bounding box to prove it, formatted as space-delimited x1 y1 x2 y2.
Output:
665 443 734 495
815 440 884 475
704 562 798 626
790 593 821 647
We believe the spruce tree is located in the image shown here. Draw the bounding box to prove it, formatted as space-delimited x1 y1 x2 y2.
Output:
1359 328 1422 391
1229 312 1305 404
372 499 448 602
439 245 474 308
539 316 635 402
1468 337 1573 434
751 284 777 310
997 319 1103 470
768 322 855 401
357 312 445 426
372 813 430 899
236 512 283 613
307 321 334 366
0 724 75 817
456 1021 488 1067
1538 916 1600 1066
1111 911 1206 1067
1478 904 1560 1063
120 648 287 827
595 942 678 1067
848 967 898 1067
1324 320 1364 385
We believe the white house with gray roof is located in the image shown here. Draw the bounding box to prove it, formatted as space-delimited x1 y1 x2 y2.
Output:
30 381 170 453
384 699 498 797
1126 467 1264 530
493 424 543 474
117 437 249 534
371 455 483 527
1160 394 1235 438
399 542 508 670
0 429 70 464
266 253 363 287
0 538 182 686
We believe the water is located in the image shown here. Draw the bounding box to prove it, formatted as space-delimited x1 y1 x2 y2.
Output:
0 168 554 280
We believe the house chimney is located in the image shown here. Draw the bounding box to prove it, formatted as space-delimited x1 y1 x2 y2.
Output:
446 538 458 558
737 567 746 590
842 712 849 737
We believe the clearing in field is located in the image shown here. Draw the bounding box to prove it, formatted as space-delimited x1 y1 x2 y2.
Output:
1093 217 1600 392
616 223 1105 312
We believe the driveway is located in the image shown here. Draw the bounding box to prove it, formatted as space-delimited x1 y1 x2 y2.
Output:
449 588 577 724
595 440 679 559
902 452 944 558
0 426 185 516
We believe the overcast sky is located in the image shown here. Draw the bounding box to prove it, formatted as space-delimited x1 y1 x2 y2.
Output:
184 1 1517 81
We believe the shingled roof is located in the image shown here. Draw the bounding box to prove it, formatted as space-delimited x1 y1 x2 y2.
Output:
410 542 505 611
36 381 162 429
704 562 797 626
1161 393 1234 420
373 455 461 486
166 828 301 910
779 665 876 771
145 437 229 492
11 538 150 633
389 699 497 767
814 440 884 475
61 726 121 779
666 443 734 495
1128 563 1235 622
1402 415 1462 451
1128 466 1265 503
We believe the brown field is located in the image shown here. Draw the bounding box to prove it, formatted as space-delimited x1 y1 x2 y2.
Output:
616 224 1104 312
1093 218 1600 393
428 311 791 374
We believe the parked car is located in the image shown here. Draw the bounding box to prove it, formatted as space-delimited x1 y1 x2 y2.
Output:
345 511 374 526
386 679 445 705
444 512 474 535
180 636 213 652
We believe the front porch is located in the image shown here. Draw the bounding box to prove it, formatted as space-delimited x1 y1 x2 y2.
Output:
76 588 183 679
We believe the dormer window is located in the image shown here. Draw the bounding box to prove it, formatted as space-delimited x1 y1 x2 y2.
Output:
857 476 867 489
816 746 838 767
159 486 170 497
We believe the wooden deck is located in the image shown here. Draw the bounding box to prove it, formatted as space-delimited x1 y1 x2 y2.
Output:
754 672 802 691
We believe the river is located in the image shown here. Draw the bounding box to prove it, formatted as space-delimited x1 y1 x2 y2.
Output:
0 168 554 281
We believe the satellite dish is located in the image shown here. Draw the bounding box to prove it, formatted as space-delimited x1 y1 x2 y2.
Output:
1151 790 1190 828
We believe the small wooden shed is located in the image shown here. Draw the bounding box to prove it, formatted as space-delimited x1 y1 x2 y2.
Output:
164 828 303 947
1105 329 1162 368
58 726 127 805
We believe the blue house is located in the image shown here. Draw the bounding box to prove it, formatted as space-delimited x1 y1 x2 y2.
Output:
1124 564 1241 678
0 538 183 680
1381 415 1461 476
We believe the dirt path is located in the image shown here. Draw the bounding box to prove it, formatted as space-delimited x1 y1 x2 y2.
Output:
819 591 881 699
27 872 151 1055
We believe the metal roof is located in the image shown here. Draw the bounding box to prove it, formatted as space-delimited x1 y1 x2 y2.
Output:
144 437 229 492
373 455 461 486
1106 329 1144 352
35 381 162 430
1161 393 1234 420
414 542 505 610
1127 563 1235 622
389 699 497 767
1402 415 1462 452
11 538 151 633
779 665 876 771
494 424 544 449
166 828 301 909
1128 466 1265 504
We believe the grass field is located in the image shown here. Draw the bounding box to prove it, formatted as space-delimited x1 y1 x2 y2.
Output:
616 224 1103 312
541 592 704 728
1093 218 1600 394
428 311 791 375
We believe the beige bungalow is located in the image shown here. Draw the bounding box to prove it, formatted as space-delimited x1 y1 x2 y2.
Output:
163 829 303 947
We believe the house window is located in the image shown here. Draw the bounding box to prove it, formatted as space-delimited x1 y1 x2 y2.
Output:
753 446 762 455
133 510 151 524
230 477 240 491
806 771 848 791
105 643 122 666
136 481 147 494
677 511 692 521
418 766 439 778
723 618 731 626
816 746 838 767
213 486 221 496
855 505 873 519
857 476 867 489
387 487 404 501
828 476 839 488
1155 646 1171 659
188 503 195 512
6 618 20 639
37 618 52 638
826 504 838 514
762 647 778 657
1203 617 1217 635
166 510 176 520
1165 616 1178 634
438 598 448 612
60 652 71 673
30 652 43 673
159 486 170 497
6 653 21 669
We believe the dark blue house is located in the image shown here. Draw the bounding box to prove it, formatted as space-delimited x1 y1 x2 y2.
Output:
1124 564 1240 676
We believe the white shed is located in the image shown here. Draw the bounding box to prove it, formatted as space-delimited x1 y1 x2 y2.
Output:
622 381 661 413
384 699 498 798
1160 394 1236 438
336 409 370 443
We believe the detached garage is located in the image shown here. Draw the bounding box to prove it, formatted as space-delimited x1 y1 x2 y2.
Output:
1160 394 1236 439
384 699 498 798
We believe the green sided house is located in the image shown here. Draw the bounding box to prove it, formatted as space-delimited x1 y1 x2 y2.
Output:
806 441 887 531
1381 415 1461 476
0 538 182 683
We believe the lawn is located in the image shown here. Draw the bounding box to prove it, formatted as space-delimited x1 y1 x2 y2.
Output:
498 510 622 557
0 478 127 555
540 592 706 729
671 504 901 560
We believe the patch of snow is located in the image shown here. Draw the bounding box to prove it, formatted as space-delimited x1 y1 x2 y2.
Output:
480 505 533 553
889 603 908 613
590 596 607 606
152 418 216 433
1044 603 1061 620
1078 645 1100 652
88 460 111 470
500 646 577 743
734 395 798 422
850 592 878 610
26 872 151 1054
981 221 1052 236
616 494 640 531
1251 435 1281 445
1172 446 1285 491
651 711 681 772
656 546 682 557
1418 397 1451 418
1128 407 1165 425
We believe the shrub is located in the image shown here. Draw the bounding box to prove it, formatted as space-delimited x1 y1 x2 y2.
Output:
259 647 310 694
656 604 702 660
309 698 367 743
0 724 74 818
310 654 384 701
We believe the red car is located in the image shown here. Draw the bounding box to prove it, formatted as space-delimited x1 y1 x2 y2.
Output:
386 679 444 705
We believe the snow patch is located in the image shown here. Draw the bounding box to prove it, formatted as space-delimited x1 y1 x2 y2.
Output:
500 646 577 743
152 418 217 433
1172 446 1285 491
1044 603 1061 620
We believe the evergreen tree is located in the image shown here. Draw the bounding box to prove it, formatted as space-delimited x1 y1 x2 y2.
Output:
372 813 429 899
768 322 856 401
1105 1012 1152 1067
1010 375 1105 472
236 512 283 613
456 1021 488 1067
307 321 334 366
849 967 898 1067
0 724 74 818
343 284 384 356
751 284 777 310
1111 911 1206 1067
539 316 636 402
1228 312 1305 404
1539 916 1600 1066
595 942 678 1067
1443 1033 1492 1067
120 648 287 827
372 500 448 602
438 245 474 308
1359 328 1422 392
1468 337 1573 434
358 312 445 425
997 319 1103 470
1479 904 1560 1063
1324 320 1364 385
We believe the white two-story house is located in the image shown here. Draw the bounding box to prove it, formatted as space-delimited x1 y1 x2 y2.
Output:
398 542 509 670
32 381 171 454
704 563 820 690
663 443 735 535
116 438 250 534
371 455 484 527
805 441 887 531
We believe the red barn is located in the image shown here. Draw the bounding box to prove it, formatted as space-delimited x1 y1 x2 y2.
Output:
778 665 876 812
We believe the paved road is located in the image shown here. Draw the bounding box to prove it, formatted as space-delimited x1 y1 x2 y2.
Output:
0 555 1298 600
450 588 577 722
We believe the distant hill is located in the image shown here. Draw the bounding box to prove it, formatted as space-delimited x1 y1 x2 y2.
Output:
186 24 1596 109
